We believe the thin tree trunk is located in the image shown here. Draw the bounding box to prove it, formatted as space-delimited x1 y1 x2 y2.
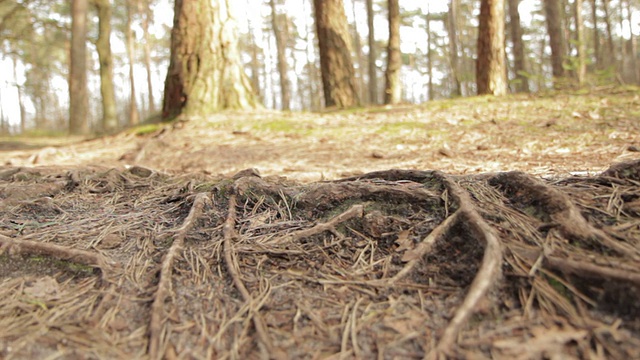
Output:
313 0 360 108
366 0 378 104
270 0 291 110
591 0 601 68
69 0 89 135
425 5 434 101
602 0 617 69
384 0 401 104
12 56 26 133
625 0 639 83
574 0 586 85
477 0 507 96
351 0 366 104
139 0 155 115
544 0 567 82
447 0 462 97
125 0 139 125
507 0 529 92
95 0 118 133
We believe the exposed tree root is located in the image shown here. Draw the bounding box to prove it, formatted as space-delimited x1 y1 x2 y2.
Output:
0 233 114 271
148 193 209 360
222 190 278 359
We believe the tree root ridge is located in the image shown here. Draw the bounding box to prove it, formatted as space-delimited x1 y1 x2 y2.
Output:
1 166 640 358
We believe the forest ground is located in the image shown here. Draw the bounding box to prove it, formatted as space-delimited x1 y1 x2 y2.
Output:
0 87 639 359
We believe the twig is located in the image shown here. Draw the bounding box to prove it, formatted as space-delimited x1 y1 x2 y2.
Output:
223 192 277 358
0 233 114 271
545 256 640 287
148 193 208 360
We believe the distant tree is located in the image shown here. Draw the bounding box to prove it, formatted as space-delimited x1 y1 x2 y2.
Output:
446 0 462 97
94 0 118 133
125 0 140 125
476 0 507 95
425 5 434 101
384 0 401 105
544 0 566 81
270 0 291 110
138 0 156 115
507 0 529 92
574 0 586 85
366 0 378 104
313 0 359 108
69 0 89 134
162 0 258 119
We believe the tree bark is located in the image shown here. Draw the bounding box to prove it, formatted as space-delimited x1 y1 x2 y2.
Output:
384 0 401 104
95 0 118 133
125 0 140 126
591 0 601 68
366 0 378 104
574 0 586 85
270 0 291 110
446 0 462 97
544 0 567 82
11 56 26 133
69 0 89 135
601 0 617 69
425 5 434 101
162 0 258 119
313 0 360 108
507 0 529 92
476 0 507 96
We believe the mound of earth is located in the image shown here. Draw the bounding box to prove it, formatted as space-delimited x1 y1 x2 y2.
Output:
1 159 639 359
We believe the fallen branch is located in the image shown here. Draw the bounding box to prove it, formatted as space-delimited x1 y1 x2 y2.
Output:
0 233 114 271
148 193 208 360
223 192 278 358
545 256 640 287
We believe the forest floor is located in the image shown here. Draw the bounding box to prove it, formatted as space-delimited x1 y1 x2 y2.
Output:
1 87 640 359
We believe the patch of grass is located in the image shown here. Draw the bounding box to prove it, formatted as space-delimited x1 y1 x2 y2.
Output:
128 123 163 136
251 119 309 134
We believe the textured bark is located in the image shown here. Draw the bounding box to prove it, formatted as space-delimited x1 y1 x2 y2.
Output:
124 0 139 126
446 0 462 97
574 0 586 85
270 0 291 110
507 0 529 92
162 0 258 119
69 0 89 135
313 0 360 108
476 0 507 96
384 0 401 105
366 0 378 104
95 0 118 133
544 0 566 80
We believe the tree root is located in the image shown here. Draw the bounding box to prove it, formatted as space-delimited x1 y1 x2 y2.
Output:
0 233 114 272
148 193 209 360
223 191 280 359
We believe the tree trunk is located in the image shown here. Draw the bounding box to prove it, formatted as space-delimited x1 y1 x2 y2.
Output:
125 0 140 126
574 0 586 85
366 0 378 104
351 0 366 104
477 0 507 96
270 0 291 110
313 0 360 108
384 0 401 105
69 0 89 135
601 0 617 69
95 0 118 133
425 5 434 101
162 0 258 119
447 0 462 97
544 0 567 82
507 0 529 92
591 0 601 68
139 0 156 116
624 0 639 83
11 56 26 134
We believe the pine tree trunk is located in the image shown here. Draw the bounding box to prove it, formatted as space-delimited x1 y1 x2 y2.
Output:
507 0 529 92
270 0 291 110
69 0 89 135
366 0 378 104
591 0 601 68
425 6 434 101
447 0 462 97
544 0 567 82
313 0 360 108
95 0 118 133
477 0 507 96
11 56 26 134
162 0 258 119
139 0 155 115
601 0 617 69
384 0 401 105
125 0 140 126
574 0 586 85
